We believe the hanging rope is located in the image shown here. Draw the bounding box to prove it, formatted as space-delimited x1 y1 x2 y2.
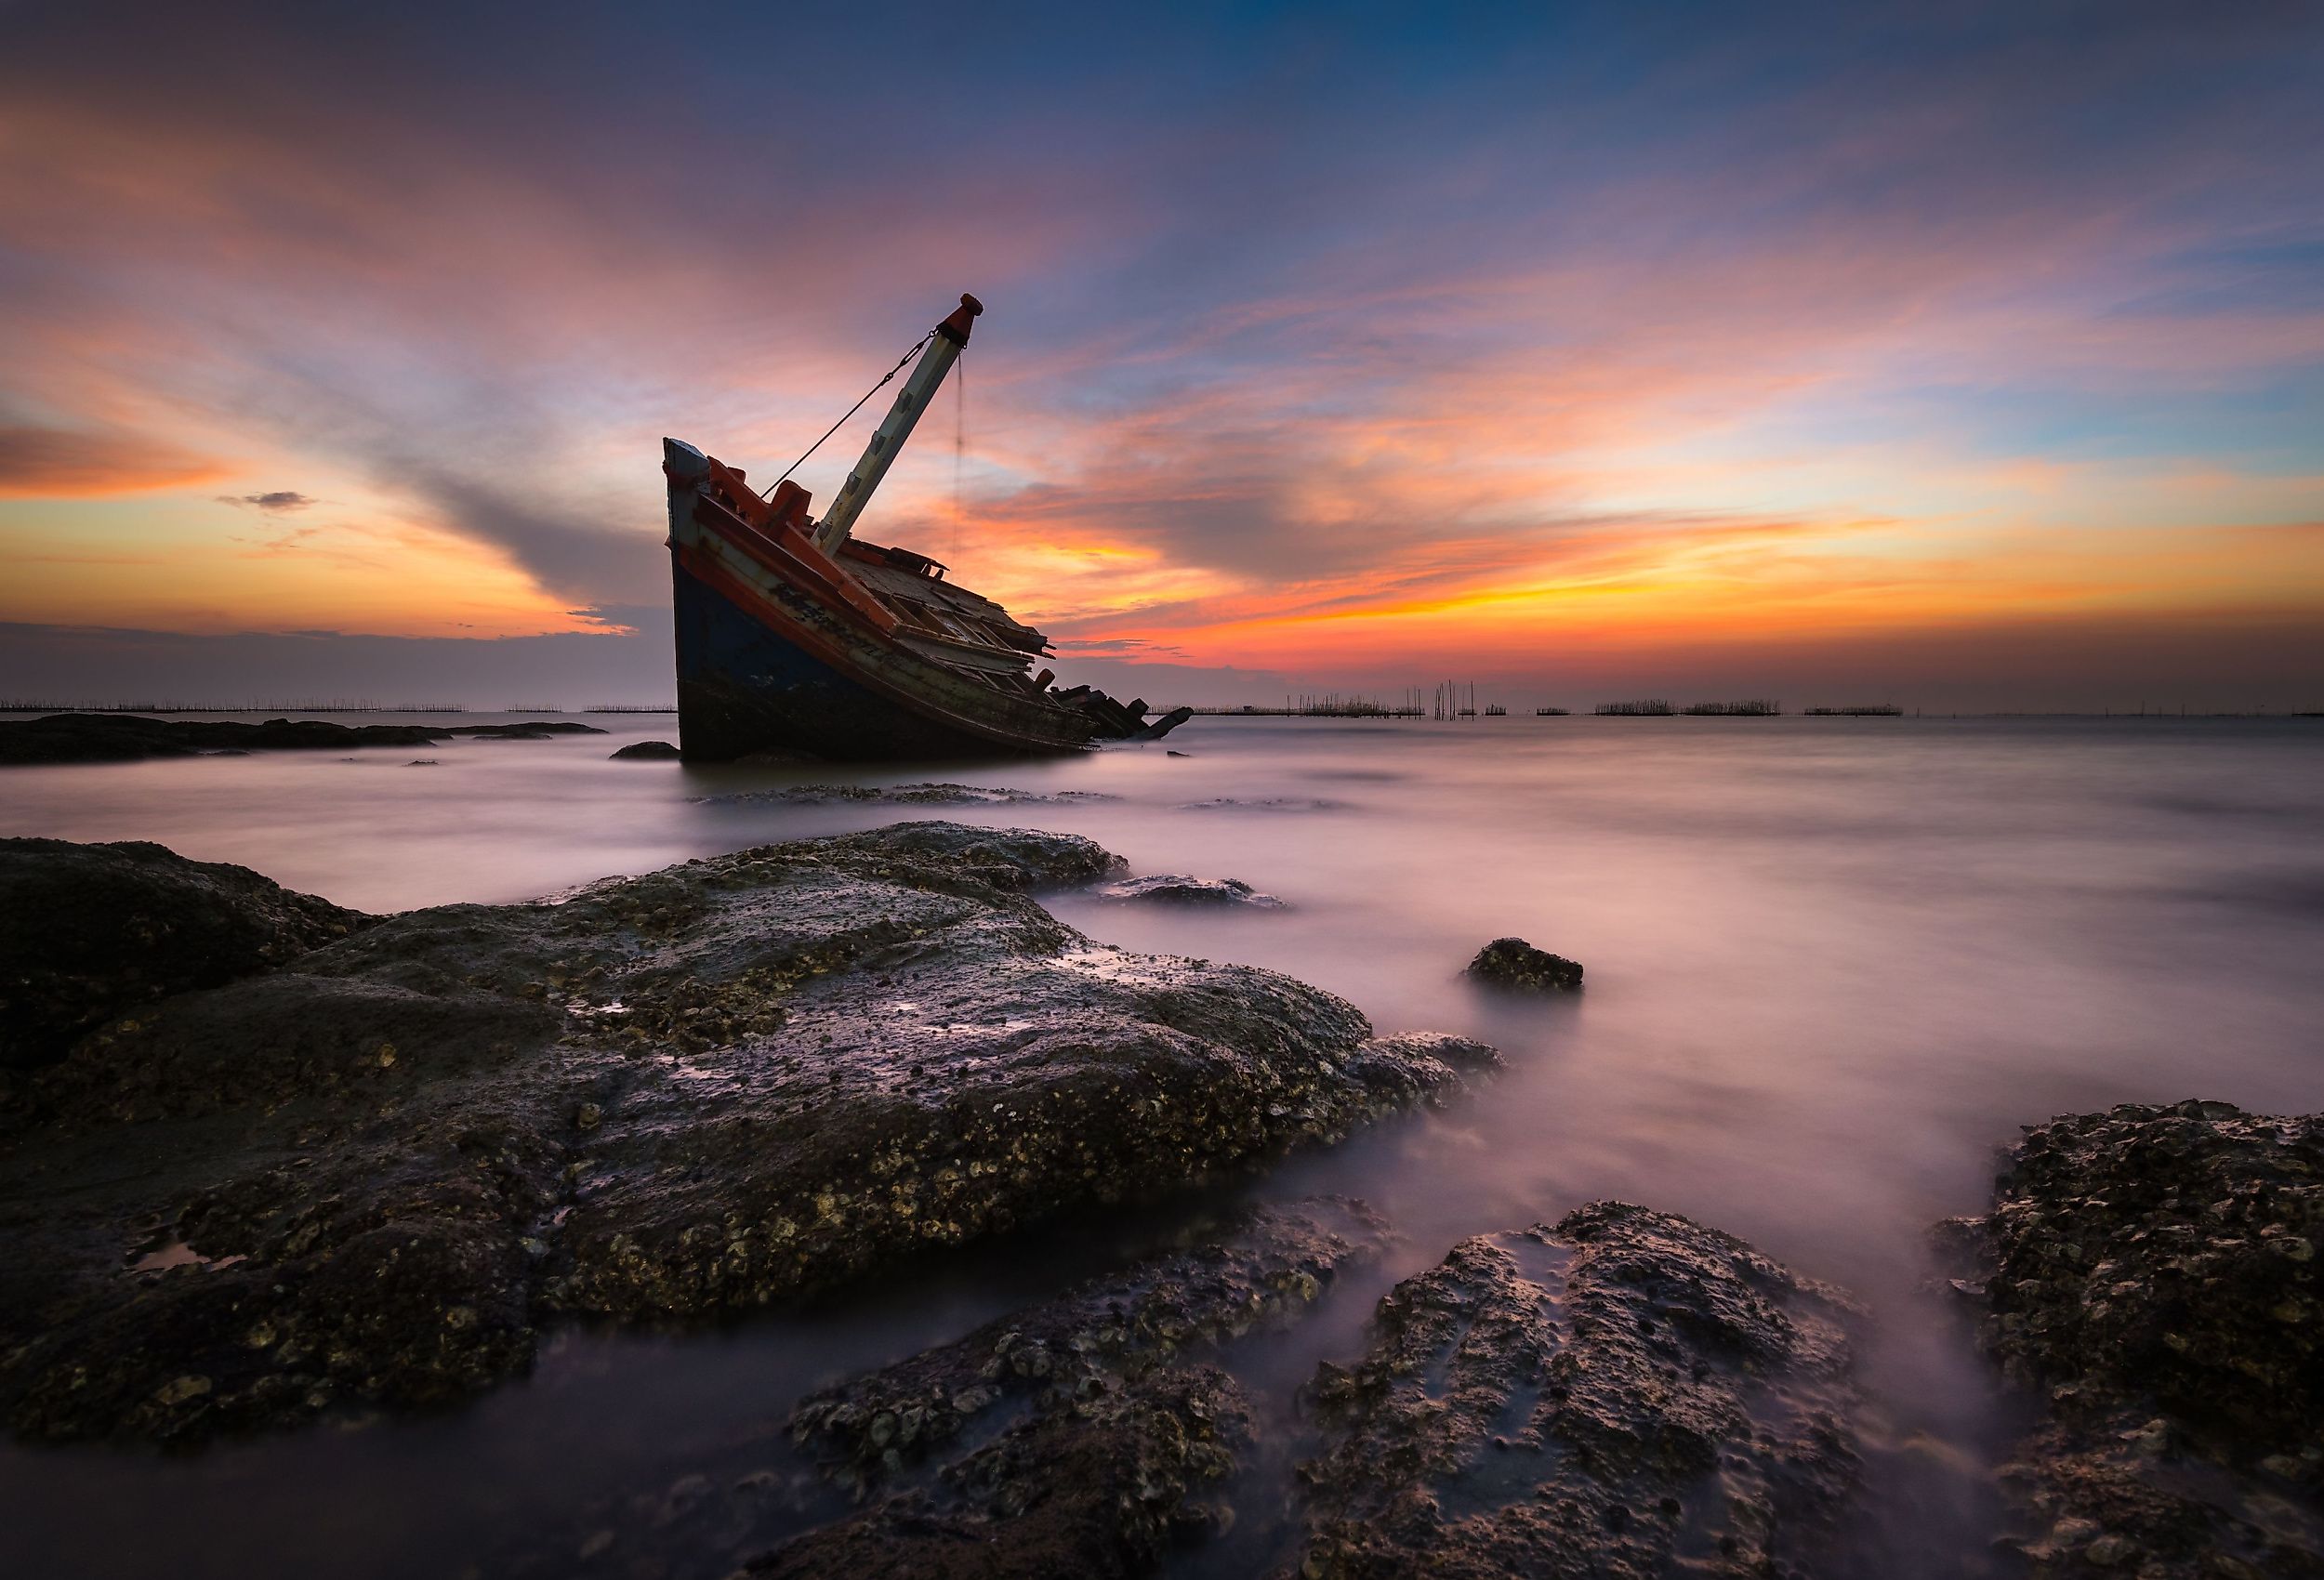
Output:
951 347 965 563
761 333 934 498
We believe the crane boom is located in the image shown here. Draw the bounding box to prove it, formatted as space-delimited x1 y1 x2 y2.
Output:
812 294 982 552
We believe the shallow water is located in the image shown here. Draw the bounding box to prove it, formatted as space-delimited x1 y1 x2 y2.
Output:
4 712 2321 1577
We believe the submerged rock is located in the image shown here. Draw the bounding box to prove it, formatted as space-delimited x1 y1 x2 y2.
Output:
0 838 371 1071
698 783 1118 807
735 1199 1389 1576
791 1197 1387 1483
1464 936 1583 994
0 825 1495 1443
608 739 681 760
759 1366 1249 1580
495 1198 1384 1580
1088 875 1288 909
1288 1201 1862 1578
1937 1101 2324 1578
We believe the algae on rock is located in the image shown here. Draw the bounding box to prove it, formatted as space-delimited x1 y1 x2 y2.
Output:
1937 1100 2324 1579
1288 1201 1862 1579
0 826 1496 1444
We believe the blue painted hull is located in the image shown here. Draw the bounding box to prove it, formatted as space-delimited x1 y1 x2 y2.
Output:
672 556 1040 761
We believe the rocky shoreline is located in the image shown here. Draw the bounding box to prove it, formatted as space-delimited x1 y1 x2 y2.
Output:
2 826 2317 1577
0 712 604 766
0 824 1494 1444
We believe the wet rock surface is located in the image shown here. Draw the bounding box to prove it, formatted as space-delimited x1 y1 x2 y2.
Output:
0 824 1495 1444
1288 1201 1862 1579
543 1199 1388 1580
1464 937 1584 994
1938 1101 2324 1578
1089 875 1288 909
697 783 1119 807
611 739 682 759
756 1365 1251 1580
787 1198 1387 1491
0 837 371 1071
0 713 602 765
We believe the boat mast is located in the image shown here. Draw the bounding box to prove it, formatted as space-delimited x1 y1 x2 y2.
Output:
812 294 982 553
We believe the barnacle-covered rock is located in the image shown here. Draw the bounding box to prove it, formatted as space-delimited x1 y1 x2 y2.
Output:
0 826 1493 1444
1937 1101 2324 1578
0 836 371 1071
1088 875 1288 908
789 1197 1388 1489
518 1200 1385 1578
1287 1201 1862 1578
1463 937 1583 994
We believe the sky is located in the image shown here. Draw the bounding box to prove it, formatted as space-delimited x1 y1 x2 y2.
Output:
3 0 2320 711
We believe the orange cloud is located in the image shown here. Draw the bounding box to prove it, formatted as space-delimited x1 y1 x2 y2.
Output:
0 425 228 498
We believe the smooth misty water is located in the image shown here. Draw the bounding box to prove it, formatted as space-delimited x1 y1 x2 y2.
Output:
3 713 2321 1578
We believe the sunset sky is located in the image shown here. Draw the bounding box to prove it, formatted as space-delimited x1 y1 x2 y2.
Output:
4 2 2320 709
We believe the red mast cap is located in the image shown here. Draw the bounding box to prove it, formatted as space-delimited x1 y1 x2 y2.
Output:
937 294 984 345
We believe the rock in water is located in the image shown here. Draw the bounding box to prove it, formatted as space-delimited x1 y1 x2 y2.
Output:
0 825 1496 1443
438 722 605 738
1936 1101 2324 1578
1288 1201 1862 1579
787 1197 1388 1489
697 783 1118 806
1088 874 1288 908
760 1369 1248 1580
0 838 371 1070
0 713 448 765
1464 937 1584 993
526 1200 1387 1578
608 739 681 759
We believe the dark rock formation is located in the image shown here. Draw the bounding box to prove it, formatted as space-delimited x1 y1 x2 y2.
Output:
0 837 370 1070
439 721 606 738
608 739 681 759
698 783 1117 806
1287 1201 1862 1579
0 713 451 765
0 825 1496 1444
527 1200 1385 1579
789 1197 1387 1491
1464 937 1584 994
1936 1101 2324 1578
1089 875 1287 909
0 713 602 766
755 1367 1249 1580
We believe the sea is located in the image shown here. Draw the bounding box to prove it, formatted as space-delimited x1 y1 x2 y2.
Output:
3 711 2320 1577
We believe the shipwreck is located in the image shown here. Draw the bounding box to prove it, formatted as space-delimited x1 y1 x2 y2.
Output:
663 294 1188 761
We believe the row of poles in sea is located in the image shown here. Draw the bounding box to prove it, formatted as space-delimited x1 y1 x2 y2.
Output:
1188 689 1903 719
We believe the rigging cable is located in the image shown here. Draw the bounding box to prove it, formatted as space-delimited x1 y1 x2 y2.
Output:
760 333 933 498
952 347 965 564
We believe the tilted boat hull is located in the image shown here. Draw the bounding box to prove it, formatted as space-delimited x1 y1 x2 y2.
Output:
666 438 1145 760
671 557 1085 761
